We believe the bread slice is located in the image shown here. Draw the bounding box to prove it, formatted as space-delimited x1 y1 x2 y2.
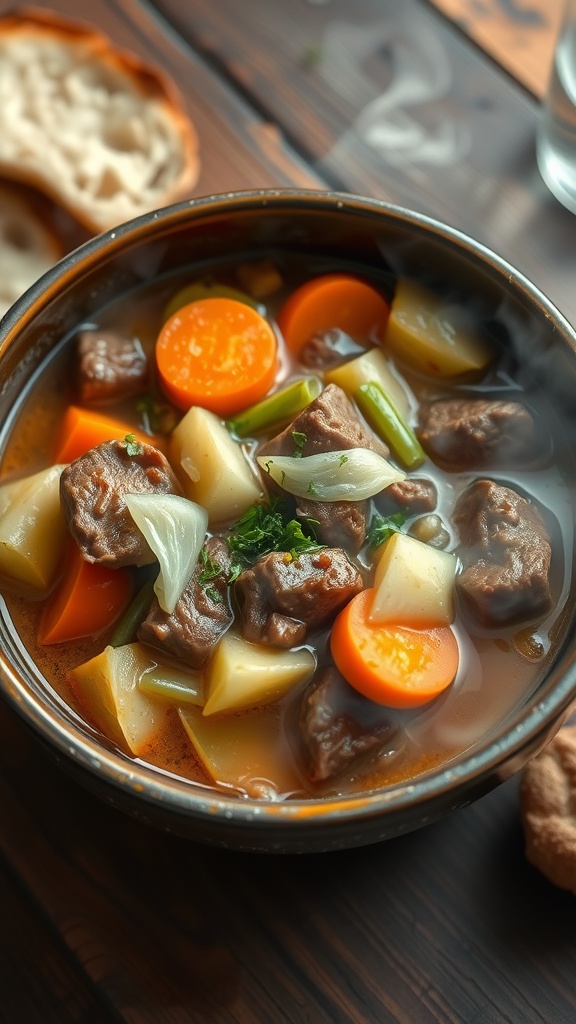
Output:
0 9 200 233
0 180 63 318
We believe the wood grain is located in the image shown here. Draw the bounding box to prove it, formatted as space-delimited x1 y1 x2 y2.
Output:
0 855 112 1023
150 0 576 330
428 0 562 98
2 697 576 1024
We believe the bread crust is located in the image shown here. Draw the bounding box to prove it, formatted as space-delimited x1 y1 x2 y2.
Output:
0 179 63 317
0 8 200 233
520 721 576 894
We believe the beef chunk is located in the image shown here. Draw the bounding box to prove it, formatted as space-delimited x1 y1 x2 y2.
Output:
235 547 363 648
77 329 148 403
298 666 399 783
138 537 232 668
418 398 536 468
258 384 387 552
295 496 369 551
259 383 389 460
453 479 552 627
384 477 437 515
299 329 367 370
60 439 181 567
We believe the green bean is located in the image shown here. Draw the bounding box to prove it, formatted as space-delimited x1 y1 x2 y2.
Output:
227 377 321 438
139 671 203 706
109 576 156 648
356 381 426 469
164 280 264 321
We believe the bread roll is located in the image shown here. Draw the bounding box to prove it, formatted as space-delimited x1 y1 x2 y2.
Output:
520 720 576 894
0 181 62 318
0 9 200 233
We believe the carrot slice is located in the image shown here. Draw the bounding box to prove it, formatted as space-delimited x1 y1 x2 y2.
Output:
54 406 151 464
330 588 458 709
155 297 278 417
277 273 390 357
38 545 133 645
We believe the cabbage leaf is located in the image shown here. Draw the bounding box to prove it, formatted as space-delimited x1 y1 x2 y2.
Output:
256 448 405 501
125 493 208 614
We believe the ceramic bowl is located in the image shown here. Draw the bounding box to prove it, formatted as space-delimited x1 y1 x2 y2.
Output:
0 189 575 853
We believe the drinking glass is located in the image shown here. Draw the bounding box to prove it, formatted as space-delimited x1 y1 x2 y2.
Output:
537 0 576 213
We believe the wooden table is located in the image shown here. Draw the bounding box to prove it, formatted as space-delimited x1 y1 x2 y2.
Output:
1 1 576 1021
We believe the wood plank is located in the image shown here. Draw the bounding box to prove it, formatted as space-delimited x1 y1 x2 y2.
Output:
2 698 576 1024
428 0 562 98
149 0 576 338
0 853 113 1023
0 706 255 1024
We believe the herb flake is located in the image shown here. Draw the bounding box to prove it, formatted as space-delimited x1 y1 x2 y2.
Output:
227 497 323 580
292 430 307 458
123 433 144 457
135 395 178 435
367 510 408 549
197 547 224 603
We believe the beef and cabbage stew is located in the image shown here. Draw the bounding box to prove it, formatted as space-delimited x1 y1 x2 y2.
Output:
0 256 571 801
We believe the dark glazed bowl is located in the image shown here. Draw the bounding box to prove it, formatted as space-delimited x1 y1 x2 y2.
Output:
1 189 576 854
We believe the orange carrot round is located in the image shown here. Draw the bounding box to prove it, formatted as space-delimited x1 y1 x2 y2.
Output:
330 588 458 709
277 273 390 356
155 297 278 417
38 546 133 645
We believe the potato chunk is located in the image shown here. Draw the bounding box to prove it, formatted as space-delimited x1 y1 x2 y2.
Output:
169 405 263 524
178 703 302 796
69 643 173 755
324 346 411 419
0 464 67 591
384 279 492 377
371 531 457 627
203 630 315 715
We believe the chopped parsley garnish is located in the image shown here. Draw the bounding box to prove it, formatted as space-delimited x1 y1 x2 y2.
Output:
123 433 144 457
281 516 321 556
338 453 348 467
292 430 307 458
367 510 408 548
197 547 224 603
307 480 318 496
227 497 323 580
135 395 178 435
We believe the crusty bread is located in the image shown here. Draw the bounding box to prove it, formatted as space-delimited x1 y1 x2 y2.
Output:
0 9 200 234
520 721 576 894
0 180 63 318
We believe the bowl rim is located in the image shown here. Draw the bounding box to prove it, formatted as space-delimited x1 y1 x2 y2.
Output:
1 185 576 834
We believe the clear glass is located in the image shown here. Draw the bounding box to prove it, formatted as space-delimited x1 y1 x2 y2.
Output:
537 0 576 213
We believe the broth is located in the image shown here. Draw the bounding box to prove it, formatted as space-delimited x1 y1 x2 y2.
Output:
0 253 572 800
